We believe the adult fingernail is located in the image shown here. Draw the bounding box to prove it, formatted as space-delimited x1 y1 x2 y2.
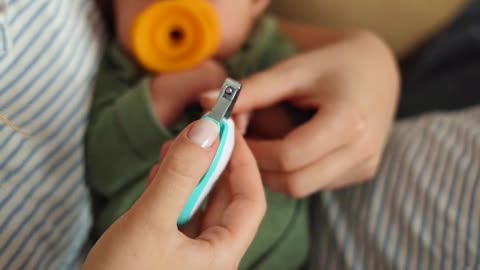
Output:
187 119 219 148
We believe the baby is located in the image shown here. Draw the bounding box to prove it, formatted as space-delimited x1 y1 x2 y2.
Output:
86 0 308 269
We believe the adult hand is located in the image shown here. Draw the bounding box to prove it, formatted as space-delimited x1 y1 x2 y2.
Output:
83 119 266 270
203 29 400 198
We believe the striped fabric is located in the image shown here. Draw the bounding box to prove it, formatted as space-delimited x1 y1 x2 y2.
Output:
309 106 480 269
0 0 104 269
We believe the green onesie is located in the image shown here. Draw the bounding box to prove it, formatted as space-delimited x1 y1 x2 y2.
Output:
86 16 309 270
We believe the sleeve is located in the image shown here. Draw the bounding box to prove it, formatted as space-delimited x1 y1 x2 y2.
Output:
85 43 173 198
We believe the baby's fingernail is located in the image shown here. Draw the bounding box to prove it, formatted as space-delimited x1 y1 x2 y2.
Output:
202 89 220 101
187 119 219 148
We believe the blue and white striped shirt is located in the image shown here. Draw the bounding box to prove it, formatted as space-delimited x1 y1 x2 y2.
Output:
308 106 480 269
0 0 104 269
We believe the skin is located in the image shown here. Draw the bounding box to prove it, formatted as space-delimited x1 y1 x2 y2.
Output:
83 122 266 270
114 0 400 213
113 0 269 126
202 22 400 198
83 3 270 268
87 1 400 267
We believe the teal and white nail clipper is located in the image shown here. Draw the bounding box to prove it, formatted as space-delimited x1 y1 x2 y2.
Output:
177 78 242 226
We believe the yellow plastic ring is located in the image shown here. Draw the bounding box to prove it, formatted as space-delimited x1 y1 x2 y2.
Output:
131 0 221 73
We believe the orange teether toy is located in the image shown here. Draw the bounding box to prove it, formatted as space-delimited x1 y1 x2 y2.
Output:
131 0 220 73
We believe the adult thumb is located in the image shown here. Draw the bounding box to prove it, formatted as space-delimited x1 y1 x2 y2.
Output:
135 118 220 228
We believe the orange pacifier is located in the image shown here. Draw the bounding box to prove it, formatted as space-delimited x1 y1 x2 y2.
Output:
131 0 221 73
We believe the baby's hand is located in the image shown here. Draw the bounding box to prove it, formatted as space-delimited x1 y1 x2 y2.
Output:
150 60 226 127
